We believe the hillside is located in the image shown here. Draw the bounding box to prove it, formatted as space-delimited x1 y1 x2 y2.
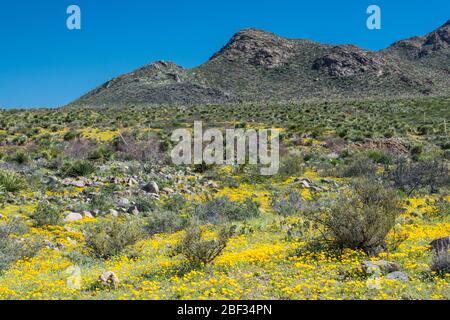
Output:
71 19 450 106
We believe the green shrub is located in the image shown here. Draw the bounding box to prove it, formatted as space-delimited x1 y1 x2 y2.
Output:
306 178 401 254
173 224 234 268
367 150 392 165
0 185 5 204
194 196 260 224
83 218 144 259
271 189 304 217
389 157 449 195
0 218 42 272
339 154 377 178
278 155 304 177
162 194 188 212
410 145 423 157
63 130 79 141
0 169 27 193
88 146 113 161
7 151 30 164
144 210 187 236
61 160 95 177
32 202 63 227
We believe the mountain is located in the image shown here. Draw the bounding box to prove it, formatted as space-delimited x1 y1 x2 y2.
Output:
71 20 450 107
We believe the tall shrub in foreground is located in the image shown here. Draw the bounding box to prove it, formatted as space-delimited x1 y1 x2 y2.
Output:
307 178 401 254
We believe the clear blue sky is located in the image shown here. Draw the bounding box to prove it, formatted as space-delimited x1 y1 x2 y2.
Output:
0 0 448 108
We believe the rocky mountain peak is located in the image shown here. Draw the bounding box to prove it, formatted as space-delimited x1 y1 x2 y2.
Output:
312 45 393 77
385 19 450 59
210 28 296 69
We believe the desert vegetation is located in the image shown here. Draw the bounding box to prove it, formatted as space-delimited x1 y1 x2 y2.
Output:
0 96 448 299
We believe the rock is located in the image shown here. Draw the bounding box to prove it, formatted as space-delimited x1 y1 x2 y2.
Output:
321 178 340 188
128 206 140 215
82 211 94 218
300 180 311 188
206 180 219 188
99 271 120 289
361 260 400 274
326 153 340 160
117 198 130 207
162 187 175 194
430 236 450 252
64 226 75 233
64 212 83 222
92 209 100 216
142 181 159 194
46 176 59 186
71 180 86 188
108 209 119 217
127 177 138 186
44 239 55 249
66 237 77 245
386 271 409 282
312 45 390 77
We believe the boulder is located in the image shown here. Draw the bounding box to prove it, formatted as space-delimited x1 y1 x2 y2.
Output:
386 271 409 282
99 271 120 289
64 212 83 222
108 209 119 217
361 260 400 274
117 198 130 207
142 181 159 194
82 211 94 218
430 236 450 252
162 187 175 194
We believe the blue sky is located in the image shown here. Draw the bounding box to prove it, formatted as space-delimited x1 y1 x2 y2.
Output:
0 0 448 108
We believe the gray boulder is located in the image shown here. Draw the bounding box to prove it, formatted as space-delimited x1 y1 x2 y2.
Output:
64 212 83 222
361 260 400 274
386 271 409 282
143 181 159 194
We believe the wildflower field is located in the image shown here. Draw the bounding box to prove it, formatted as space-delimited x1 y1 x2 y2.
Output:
0 97 449 300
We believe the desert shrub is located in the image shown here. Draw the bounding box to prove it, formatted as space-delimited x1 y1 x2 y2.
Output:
338 154 377 178
83 218 144 259
87 145 113 162
271 189 304 217
409 145 423 157
61 160 95 177
0 169 27 193
278 155 304 177
0 218 42 272
63 130 79 141
434 200 449 218
306 178 401 254
32 202 63 227
131 195 159 214
88 192 116 213
430 251 450 276
388 157 449 195
6 150 30 164
161 194 188 212
112 132 165 163
194 196 260 224
173 224 234 268
64 138 97 159
0 185 5 204
367 150 392 165
144 210 187 236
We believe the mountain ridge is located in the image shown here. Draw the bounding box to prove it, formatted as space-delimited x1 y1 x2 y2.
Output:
71 19 450 107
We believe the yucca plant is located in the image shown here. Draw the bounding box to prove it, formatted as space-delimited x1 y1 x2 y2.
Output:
0 169 27 193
